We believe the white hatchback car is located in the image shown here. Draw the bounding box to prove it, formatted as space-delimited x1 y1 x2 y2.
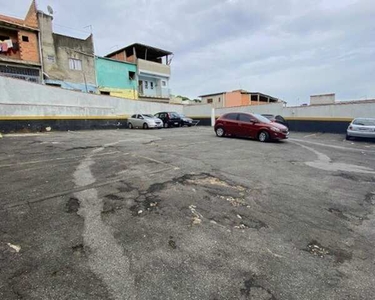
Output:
128 114 163 129
346 118 375 140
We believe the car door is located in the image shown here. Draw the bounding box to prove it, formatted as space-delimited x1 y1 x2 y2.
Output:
222 113 239 135
237 113 256 137
129 114 137 126
137 114 144 127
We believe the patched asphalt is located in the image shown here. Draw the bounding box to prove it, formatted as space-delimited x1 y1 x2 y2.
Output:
1 128 375 300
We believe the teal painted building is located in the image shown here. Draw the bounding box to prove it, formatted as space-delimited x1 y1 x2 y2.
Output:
95 56 138 99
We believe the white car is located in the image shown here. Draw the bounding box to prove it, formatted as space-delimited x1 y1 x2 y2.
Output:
128 114 163 129
346 118 375 140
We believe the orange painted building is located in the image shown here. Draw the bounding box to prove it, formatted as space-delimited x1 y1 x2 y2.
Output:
0 1 41 82
199 89 281 108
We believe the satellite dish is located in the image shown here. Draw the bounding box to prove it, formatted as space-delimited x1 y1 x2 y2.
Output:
47 5 54 15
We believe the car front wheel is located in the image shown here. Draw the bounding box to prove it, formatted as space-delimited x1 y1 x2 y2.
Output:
143 123 149 129
258 131 269 142
215 127 225 137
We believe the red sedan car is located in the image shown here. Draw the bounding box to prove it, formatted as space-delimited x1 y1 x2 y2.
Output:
214 112 289 142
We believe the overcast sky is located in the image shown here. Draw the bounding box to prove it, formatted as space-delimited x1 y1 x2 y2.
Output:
2 0 375 105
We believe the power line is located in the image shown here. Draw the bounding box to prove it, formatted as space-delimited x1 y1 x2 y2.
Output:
53 23 91 34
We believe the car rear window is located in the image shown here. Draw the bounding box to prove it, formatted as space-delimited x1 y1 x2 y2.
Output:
131 114 136 118
223 113 238 120
353 119 375 126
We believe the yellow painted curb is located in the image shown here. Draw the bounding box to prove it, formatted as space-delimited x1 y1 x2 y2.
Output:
0 115 130 121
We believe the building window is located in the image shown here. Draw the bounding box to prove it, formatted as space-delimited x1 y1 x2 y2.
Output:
69 58 82 70
22 36 29 42
162 80 167 87
128 71 135 80
150 82 154 89
145 81 148 89
207 98 213 104
218 97 221 102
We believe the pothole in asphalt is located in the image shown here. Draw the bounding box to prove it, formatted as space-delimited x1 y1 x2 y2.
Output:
305 240 352 263
364 192 375 206
168 236 177 249
218 195 248 207
127 173 267 231
130 195 161 216
65 197 80 213
182 173 246 192
306 240 330 258
72 243 85 256
240 276 277 300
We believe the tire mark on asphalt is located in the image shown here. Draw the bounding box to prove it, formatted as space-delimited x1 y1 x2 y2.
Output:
292 142 375 174
290 138 375 154
73 144 136 300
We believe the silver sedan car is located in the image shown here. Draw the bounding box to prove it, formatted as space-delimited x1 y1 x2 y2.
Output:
128 114 163 129
346 118 375 140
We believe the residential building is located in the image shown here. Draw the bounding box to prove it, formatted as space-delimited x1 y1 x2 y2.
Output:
0 1 41 83
38 10 97 92
199 90 280 108
95 56 137 99
106 43 172 103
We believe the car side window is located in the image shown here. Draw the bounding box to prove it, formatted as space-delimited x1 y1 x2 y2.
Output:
131 114 136 118
137 115 143 119
275 115 285 122
225 113 238 121
238 114 252 123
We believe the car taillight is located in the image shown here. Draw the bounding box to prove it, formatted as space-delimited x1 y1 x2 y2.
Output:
168 113 171 118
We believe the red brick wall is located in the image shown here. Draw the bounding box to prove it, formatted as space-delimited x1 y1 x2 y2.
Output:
18 30 39 63
108 51 126 62
24 0 38 29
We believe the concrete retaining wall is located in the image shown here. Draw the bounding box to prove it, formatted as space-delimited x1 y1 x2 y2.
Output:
1 75 374 134
0 76 182 132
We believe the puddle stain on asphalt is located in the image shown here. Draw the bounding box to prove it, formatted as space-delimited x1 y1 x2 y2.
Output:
72 144 136 300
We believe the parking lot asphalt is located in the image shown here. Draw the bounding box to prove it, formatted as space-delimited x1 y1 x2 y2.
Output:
1 127 375 300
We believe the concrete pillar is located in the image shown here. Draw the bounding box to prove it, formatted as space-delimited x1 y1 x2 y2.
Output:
257 94 260 105
267 97 270 103
211 108 216 127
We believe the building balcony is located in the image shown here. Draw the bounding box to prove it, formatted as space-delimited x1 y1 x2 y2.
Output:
137 59 171 77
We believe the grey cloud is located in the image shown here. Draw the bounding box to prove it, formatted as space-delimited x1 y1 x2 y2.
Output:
2 0 375 104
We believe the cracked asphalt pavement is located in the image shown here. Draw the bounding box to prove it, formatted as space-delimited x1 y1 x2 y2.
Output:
1 128 375 300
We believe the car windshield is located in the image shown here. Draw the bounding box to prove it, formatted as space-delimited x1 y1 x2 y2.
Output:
353 119 375 126
143 114 154 118
253 114 271 123
179 114 186 118
170 112 179 118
